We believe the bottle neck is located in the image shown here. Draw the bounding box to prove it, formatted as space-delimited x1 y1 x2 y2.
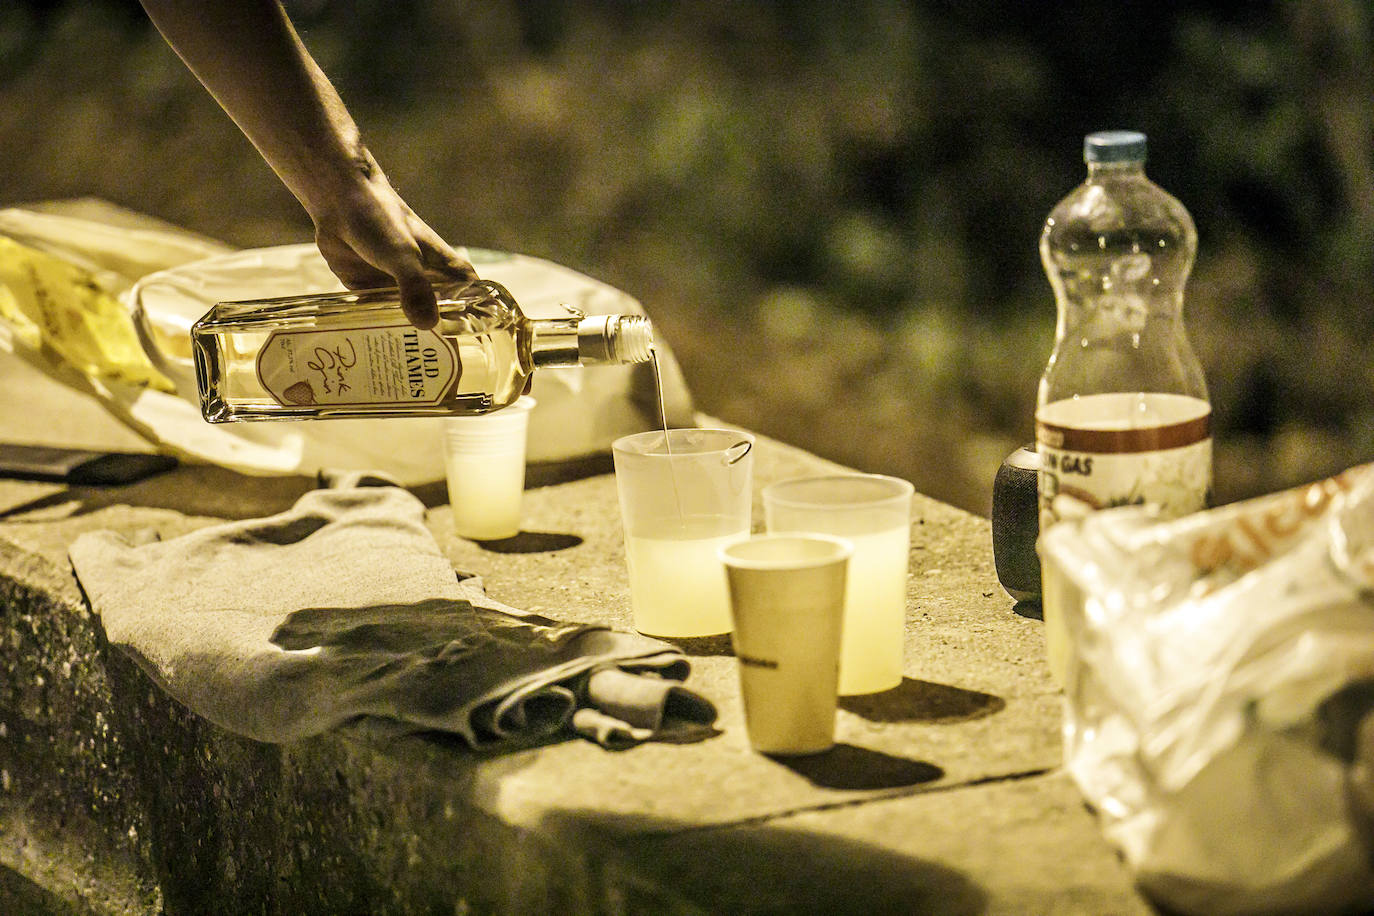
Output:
1086 160 1145 180
530 314 655 367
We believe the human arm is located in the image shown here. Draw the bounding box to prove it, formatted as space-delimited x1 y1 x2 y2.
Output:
138 0 474 328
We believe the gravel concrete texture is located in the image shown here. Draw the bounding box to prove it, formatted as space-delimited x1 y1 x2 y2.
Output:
0 349 1151 914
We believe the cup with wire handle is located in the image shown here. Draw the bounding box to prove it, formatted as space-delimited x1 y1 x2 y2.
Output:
612 428 755 637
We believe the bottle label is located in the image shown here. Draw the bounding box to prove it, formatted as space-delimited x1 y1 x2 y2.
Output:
256 325 459 407
1036 392 1212 527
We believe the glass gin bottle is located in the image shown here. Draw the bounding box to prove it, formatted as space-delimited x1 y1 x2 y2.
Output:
192 279 653 422
1036 131 1211 529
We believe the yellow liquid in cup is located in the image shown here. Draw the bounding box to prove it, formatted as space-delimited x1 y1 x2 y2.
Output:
625 520 741 637
446 454 525 540
837 526 909 695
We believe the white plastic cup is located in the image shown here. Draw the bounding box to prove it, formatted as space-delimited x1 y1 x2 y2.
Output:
720 534 852 756
763 474 914 695
443 397 535 541
612 428 755 637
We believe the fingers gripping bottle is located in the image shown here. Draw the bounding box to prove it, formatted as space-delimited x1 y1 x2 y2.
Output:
1036 131 1211 530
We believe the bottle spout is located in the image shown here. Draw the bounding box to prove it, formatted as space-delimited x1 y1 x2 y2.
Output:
578 314 654 364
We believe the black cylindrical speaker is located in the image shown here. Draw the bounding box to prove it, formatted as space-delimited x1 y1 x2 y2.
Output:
992 445 1042 603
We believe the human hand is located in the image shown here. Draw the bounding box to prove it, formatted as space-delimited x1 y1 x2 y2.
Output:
309 153 476 329
137 0 475 329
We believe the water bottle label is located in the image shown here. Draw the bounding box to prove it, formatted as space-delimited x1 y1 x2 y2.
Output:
257 325 460 407
1036 392 1212 526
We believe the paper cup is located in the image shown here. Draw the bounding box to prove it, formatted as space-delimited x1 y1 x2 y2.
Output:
443 397 535 540
720 534 852 755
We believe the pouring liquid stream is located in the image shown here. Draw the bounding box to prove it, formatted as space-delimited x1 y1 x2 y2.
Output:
650 346 686 518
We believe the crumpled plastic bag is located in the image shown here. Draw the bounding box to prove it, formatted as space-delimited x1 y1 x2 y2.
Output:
1039 463 1374 915
0 202 695 482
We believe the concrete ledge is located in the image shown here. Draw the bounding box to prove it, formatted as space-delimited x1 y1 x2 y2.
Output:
0 354 1150 914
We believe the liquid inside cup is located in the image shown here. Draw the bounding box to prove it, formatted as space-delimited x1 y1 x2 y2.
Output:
762 474 914 695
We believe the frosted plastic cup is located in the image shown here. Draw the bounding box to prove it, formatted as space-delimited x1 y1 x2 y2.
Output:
763 474 914 695
612 428 755 637
720 534 852 756
443 397 535 541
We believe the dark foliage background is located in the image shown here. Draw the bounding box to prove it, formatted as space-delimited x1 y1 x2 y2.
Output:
3 0 1371 515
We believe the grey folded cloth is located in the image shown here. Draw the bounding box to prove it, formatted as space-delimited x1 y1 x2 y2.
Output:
67 484 716 750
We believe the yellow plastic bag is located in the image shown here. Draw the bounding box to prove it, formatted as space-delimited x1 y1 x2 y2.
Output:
0 236 173 393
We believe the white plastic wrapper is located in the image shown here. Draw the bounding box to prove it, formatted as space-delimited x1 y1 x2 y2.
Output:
1040 463 1374 915
1 204 693 482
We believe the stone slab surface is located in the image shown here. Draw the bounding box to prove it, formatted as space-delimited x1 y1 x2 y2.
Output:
0 348 1152 914
592 770 1156 915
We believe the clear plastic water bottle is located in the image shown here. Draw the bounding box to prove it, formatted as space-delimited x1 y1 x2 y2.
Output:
1035 131 1211 530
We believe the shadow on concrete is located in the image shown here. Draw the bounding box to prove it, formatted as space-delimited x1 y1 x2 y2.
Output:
406 454 614 508
0 455 614 530
526 453 615 488
545 807 989 915
0 486 75 520
660 633 735 657
840 679 1005 725
407 478 450 507
0 465 315 521
0 451 614 529
1013 598 1043 620
768 742 943 791
474 531 584 553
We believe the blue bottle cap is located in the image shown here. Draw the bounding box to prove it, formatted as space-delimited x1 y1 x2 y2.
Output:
1084 131 1147 164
